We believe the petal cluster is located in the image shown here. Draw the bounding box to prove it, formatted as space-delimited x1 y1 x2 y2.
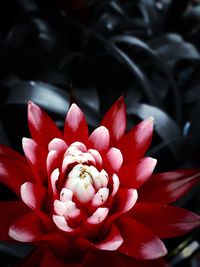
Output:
0 97 200 267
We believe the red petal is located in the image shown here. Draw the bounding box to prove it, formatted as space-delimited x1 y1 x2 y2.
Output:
9 212 43 242
0 147 33 196
118 216 167 260
64 104 88 145
88 126 110 153
101 97 126 145
131 203 200 238
119 157 157 188
77 224 123 251
0 201 29 239
118 117 153 164
84 251 169 267
28 102 62 149
22 138 47 185
40 249 67 267
20 182 46 210
104 147 123 173
112 188 138 217
139 169 200 204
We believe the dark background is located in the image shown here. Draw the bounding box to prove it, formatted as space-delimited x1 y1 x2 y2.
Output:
0 0 200 266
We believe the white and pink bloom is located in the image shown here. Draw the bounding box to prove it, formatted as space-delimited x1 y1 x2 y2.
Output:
0 97 200 266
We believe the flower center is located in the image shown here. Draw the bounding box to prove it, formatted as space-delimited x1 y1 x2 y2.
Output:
65 164 109 203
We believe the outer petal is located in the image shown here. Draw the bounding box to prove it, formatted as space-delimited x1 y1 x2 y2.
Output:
64 104 88 145
40 249 68 267
139 169 200 204
0 201 29 239
28 102 62 149
118 216 167 260
9 212 43 242
118 157 157 188
77 224 123 251
84 251 169 267
0 147 33 196
22 138 47 185
104 147 123 173
101 97 126 145
88 126 110 153
131 203 200 238
20 182 46 210
118 117 153 164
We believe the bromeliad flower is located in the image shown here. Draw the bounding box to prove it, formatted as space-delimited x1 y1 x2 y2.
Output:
0 97 200 267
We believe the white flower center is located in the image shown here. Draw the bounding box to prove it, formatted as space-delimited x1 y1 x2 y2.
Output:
65 164 109 203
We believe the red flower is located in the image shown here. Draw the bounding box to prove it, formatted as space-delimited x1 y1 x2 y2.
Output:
0 97 200 267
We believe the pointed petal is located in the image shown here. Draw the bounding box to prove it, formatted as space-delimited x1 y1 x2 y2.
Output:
0 201 29 239
132 203 200 238
64 104 88 145
101 97 126 145
28 102 62 149
118 117 153 164
20 182 46 210
139 169 200 204
77 224 123 251
22 138 47 185
0 153 33 196
119 157 157 188
108 188 138 223
9 212 43 242
104 147 123 173
118 216 167 260
88 126 110 153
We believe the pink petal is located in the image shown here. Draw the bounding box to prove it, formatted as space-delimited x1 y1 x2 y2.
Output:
20 182 46 210
139 169 200 204
64 103 88 145
118 216 167 260
9 212 43 242
101 97 126 145
87 208 109 224
118 117 153 164
28 101 62 149
107 188 138 227
131 203 200 238
95 224 123 251
88 126 110 153
119 157 157 188
22 138 47 185
46 150 60 176
88 149 103 167
0 201 29 240
104 147 123 173
49 168 60 196
53 215 76 233
48 138 68 153
78 225 123 251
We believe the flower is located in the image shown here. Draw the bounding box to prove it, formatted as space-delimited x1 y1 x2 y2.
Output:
0 97 200 267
